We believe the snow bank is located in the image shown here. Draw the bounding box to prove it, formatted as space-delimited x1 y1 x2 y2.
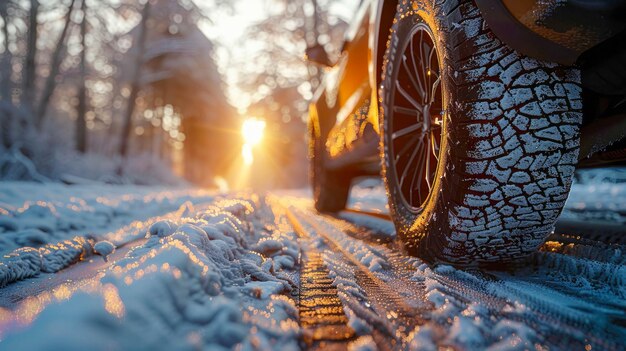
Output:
0 182 214 250
0 182 214 286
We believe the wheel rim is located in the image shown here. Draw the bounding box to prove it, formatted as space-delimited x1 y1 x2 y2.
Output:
389 24 443 213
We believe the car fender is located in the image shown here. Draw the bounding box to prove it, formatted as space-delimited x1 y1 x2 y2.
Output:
475 0 626 65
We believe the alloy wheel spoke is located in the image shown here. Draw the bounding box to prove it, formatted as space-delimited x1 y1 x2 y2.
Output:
392 123 422 140
393 105 421 116
399 139 424 188
395 81 423 110
410 35 426 99
425 147 432 190
428 43 437 69
402 55 426 99
420 41 431 101
408 140 427 204
431 132 440 161
415 136 428 192
394 135 421 163
390 26 442 210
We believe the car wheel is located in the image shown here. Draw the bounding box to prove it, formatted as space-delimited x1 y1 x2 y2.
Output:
309 122 352 212
380 0 583 264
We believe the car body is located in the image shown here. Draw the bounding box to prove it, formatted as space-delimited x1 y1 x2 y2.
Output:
309 0 626 177
307 0 626 263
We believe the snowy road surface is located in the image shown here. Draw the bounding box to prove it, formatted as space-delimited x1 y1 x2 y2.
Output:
0 180 625 350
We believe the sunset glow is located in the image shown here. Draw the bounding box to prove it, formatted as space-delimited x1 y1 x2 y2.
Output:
241 117 266 166
242 118 266 147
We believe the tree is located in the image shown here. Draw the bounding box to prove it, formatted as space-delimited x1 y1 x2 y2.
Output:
75 0 88 152
118 1 150 160
0 1 12 102
22 0 39 111
1 1 14 148
0 0 236 184
240 0 347 98
117 0 236 183
35 0 76 127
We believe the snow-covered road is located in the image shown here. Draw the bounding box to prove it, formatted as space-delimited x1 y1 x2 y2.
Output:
0 181 625 350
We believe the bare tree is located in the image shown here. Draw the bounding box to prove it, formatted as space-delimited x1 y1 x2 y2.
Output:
22 0 39 111
308 0 323 94
0 1 14 149
118 1 150 159
75 0 87 152
241 0 347 101
0 1 12 102
35 0 77 127
1 0 235 183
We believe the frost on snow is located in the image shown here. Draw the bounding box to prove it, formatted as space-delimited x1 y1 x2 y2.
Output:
1 173 625 350
0 188 300 351
93 241 116 262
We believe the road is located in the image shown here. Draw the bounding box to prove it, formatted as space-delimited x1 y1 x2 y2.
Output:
0 182 625 350
280 197 625 350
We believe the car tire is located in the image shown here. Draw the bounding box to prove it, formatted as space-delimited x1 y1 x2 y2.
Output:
380 0 583 264
309 122 352 212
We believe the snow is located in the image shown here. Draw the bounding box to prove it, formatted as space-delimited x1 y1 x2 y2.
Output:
0 182 215 253
0 185 300 350
563 168 626 223
292 182 626 349
347 179 389 214
348 336 377 351
148 220 178 238
93 241 116 261
1 171 625 349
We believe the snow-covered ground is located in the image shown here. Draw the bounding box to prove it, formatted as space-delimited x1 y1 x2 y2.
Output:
349 169 626 226
0 183 301 350
563 168 626 223
0 172 625 350
299 205 626 350
0 182 217 253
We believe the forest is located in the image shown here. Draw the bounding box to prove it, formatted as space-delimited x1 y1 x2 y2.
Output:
0 0 351 188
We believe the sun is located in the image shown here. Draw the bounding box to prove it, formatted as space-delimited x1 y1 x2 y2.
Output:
241 118 266 146
241 117 266 165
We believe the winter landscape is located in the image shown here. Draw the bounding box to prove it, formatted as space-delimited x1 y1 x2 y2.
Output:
1 177 625 350
1 0 626 350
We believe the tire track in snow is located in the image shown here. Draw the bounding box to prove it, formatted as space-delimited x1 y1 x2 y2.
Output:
283 204 432 351
329 208 626 350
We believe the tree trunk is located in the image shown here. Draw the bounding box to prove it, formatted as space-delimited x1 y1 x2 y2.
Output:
22 0 39 111
35 0 76 127
118 2 150 161
75 0 87 153
1 3 13 148
311 0 320 43
308 0 323 94
0 2 12 102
